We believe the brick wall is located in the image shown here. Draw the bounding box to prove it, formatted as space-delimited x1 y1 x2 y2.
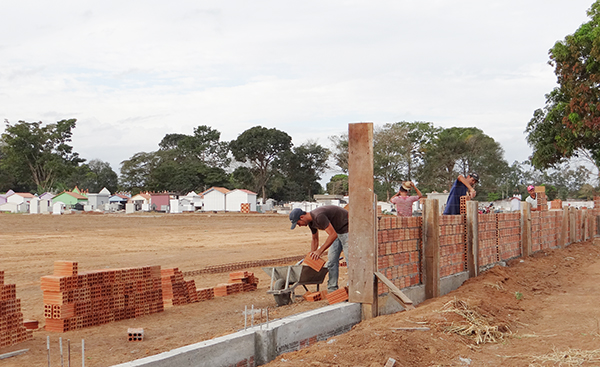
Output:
478 213 499 266
439 215 466 277
377 216 422 295
497 213 521 260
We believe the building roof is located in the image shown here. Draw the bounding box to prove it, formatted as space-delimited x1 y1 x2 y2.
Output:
200 187 230 196
229 189 257 195
57 191 88 200
12 192 36 198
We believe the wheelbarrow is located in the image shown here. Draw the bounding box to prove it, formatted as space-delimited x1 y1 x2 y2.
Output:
263 260 328 306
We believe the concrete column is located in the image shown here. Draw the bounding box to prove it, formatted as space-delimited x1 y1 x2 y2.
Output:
559 208 569 248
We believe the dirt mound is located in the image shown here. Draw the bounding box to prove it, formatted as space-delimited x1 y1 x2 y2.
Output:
265 239 600 367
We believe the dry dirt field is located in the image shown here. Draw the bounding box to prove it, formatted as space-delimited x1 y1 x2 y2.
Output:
1 212 600 367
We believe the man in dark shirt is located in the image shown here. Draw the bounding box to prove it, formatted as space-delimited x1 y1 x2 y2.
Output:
290 205 349 292
443 172 479 215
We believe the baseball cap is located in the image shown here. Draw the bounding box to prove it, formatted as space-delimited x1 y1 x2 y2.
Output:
289 208 306 229
527 185 535 191
469 172 479 182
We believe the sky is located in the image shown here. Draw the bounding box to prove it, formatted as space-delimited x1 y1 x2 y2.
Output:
0 1 596 182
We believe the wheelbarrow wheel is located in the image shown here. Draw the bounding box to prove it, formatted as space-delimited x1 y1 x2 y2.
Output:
273 279 291 306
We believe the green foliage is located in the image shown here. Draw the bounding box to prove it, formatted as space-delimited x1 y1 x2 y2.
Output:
418 127 509 199
327 174 349 195
68 159 118 193
526 2 600 176
0 119 84 193
229 126 292 202
486 192 500 202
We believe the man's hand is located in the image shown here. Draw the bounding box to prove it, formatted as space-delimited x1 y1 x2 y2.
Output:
469 189 476 199
308 250 322 260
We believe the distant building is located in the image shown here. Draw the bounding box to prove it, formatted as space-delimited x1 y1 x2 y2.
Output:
201 187 230 211
226 189 257 212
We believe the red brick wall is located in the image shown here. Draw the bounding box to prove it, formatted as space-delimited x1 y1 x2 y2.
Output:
377 216 422 295
439 215 466 277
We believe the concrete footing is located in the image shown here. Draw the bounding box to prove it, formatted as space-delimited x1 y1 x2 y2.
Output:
111 303 361 367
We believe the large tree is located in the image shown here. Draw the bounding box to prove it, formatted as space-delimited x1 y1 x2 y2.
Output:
418 127 508 198
68 159 118 193
229 126 292 202
1 119 84 193
526 1 600 175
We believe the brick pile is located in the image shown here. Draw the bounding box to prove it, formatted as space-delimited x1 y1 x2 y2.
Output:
0 271 32 347
183 255 304 276
497 213 521 260
161 268 200 307
376 216 422 295
478 213 499 266
240 203 250 213
303 290 327 302
326 287 348 305
439 214 467 277
42 261 164 333
214 271 260 297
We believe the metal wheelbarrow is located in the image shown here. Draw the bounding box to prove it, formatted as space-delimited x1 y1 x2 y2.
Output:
263 260 328 306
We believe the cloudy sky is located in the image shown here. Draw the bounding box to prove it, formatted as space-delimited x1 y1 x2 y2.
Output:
0 1 595 179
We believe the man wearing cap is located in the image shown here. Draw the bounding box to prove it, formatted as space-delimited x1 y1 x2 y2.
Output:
390 181 423 217
289 205 349 292
443 173 479 215
526 185 538 211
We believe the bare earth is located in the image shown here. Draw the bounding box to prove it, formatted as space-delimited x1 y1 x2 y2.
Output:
1 213 600 367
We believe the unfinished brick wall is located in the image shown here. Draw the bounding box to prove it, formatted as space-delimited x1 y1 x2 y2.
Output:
478 213 499 266
531 210 561 251
0 271 33 347
439 215 467 277
497 213 521 261
376 216 422 295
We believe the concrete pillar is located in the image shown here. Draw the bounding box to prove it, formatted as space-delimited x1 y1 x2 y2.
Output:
521 202 532 257
423 198 440 299
466 201 479 278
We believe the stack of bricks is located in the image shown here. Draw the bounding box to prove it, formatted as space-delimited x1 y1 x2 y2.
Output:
214 283 243 297
229 271 259 292
439 215 467 277
303 290 327 302
376 216 422 295
550 199 563 210
496 213 521 260
535 186 548 211
196 287 215 301
0 271 33 347
240 203 250 213
477 213 499 266
161 268 200 307
326 287 348 305
42 261 164 333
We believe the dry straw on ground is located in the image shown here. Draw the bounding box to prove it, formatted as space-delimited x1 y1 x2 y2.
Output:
438 298 510 344
528 348 600 366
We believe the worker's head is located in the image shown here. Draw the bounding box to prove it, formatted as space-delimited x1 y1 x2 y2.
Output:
399 181 412 193
527 185 535 193
289 208 307 229
467 172 479 186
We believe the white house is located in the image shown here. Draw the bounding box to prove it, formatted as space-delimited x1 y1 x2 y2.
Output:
225 189 257 212
87 187 111 211
7 192 35 213
183 191 203 210
201 187 230 211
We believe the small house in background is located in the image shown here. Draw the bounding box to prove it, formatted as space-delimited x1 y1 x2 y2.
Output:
52 191 88 209
29 197 40 214
6 192 36 213
0 189 15 206
183 191 203 211
201 187 230 211
150 193 171 212
129 193 151 211
87 187 111 211
109 193 130 211
226 189 257 212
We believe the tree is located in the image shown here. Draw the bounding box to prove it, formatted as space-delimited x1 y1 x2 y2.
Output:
1 119 84 193
274 141 330 201
229 126 292 202
68 159 118 193
418 127 508 199
526 2 600 175
327 174 349 195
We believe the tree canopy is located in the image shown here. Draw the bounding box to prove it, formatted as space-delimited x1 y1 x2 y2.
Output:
0 119 84 193
526 1 600 174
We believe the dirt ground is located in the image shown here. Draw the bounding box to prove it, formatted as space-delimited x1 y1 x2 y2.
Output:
2 213 600 366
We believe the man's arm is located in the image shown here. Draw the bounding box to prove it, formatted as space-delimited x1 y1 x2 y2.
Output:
309 223 338 260
412 182 423 199
457 175 476 198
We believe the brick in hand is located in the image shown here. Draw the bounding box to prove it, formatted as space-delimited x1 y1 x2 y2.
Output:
303 254 325 272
